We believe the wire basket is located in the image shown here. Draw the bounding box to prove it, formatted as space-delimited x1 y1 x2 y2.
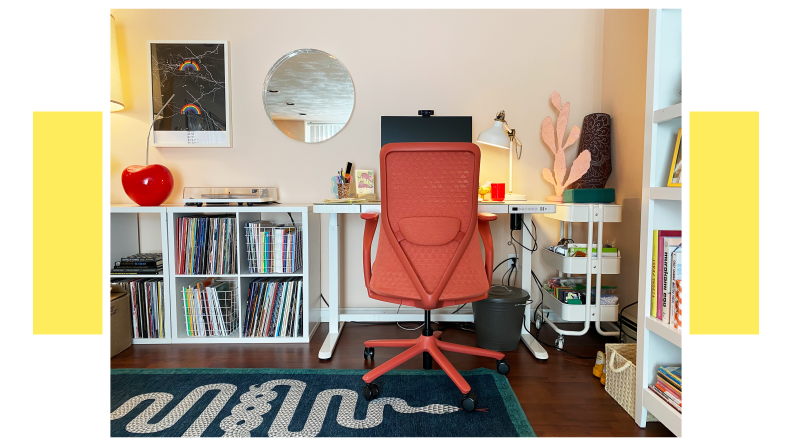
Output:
181 280 238 337
604 343 658 422
244 223 303 274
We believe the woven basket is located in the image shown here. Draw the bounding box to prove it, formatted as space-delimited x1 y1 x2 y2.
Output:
604 343 657 422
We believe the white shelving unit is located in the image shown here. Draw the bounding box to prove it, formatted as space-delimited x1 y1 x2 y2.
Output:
635 9 682 436
537 203 622 349
110 206 171 344
111 204 321 345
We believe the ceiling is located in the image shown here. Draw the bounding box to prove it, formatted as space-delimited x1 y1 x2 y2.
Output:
263 50 355 123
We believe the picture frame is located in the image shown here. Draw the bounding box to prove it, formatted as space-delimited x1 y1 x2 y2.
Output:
355 170 375 198
667 128 682 187
148 40 231 147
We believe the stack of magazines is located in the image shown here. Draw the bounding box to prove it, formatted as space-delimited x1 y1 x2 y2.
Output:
650 366 681 413
176 215 237 275
111 253 163 275
182 278 238 337
243 278 303 337
111 278 165 338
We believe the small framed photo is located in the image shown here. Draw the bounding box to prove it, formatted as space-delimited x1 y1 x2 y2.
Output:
148 41 231 147
355 170 375 198
667 128 682 187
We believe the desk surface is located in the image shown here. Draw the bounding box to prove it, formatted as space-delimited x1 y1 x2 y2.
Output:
313 200 559 214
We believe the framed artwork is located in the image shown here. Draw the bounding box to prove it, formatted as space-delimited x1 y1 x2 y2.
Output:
148 41 231 147
667 128 682 187
355 170 375 198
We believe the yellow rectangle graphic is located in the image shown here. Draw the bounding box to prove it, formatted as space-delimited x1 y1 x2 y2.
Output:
33 112 103 334
690 112 759 334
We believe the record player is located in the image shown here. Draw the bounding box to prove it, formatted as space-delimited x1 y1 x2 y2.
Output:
183 187 279 206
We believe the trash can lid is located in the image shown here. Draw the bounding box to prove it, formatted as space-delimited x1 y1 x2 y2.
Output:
484 285 530 304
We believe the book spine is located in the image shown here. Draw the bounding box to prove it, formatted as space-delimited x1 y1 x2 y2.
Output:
651 230 658 318
662 243 670 324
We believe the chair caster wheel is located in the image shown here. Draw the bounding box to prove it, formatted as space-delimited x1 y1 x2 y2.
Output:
362 383 380 401
460 392 478 413
496 359 510 375
554 336 564 350
364 347 375 360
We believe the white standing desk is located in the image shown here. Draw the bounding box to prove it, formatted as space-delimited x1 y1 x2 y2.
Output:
312 201 556 361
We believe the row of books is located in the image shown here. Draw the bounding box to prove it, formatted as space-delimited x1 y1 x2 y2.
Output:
650 366 681 413
175 215 237 275
111 278 165 338
111 253 163 275
244 278 303 337
245 221 303 274
651 230 682 329
181 278 238 337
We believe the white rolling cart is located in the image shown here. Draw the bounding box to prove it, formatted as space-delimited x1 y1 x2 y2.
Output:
535 203 622 349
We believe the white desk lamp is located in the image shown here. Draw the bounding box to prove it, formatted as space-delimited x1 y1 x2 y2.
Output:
476 110 526 201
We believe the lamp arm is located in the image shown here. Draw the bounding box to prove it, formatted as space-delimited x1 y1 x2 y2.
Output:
145 93 175 166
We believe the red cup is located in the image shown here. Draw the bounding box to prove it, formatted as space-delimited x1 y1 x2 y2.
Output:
491 183 505 201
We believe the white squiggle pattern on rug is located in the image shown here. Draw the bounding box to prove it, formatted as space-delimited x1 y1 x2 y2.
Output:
219 379 460 437
110 383 237 437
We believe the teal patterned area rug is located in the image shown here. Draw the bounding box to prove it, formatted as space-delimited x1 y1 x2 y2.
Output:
111 367 535 437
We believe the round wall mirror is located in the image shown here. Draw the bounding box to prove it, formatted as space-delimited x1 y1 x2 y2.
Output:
263 49 355 143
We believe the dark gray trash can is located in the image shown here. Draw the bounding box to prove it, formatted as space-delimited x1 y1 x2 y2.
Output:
472 285 530 351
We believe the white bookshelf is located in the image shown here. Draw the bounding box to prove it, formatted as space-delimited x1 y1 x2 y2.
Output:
635 9 682 437
111 204 321 345
110 206 172 344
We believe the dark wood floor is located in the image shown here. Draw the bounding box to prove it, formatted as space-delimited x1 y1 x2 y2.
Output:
111 321 672 437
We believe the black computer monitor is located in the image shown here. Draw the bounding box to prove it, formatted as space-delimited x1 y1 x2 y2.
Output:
381 116 472 147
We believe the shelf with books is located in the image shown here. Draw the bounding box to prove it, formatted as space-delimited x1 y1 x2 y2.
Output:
642 388 681 436
645 316 681 348
636 8 682 435
110 206 172 345
164 205 321 344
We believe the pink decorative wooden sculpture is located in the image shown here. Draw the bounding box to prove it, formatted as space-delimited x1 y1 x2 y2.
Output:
541 91 591 202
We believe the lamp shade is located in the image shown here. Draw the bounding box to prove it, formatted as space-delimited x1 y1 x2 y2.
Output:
476 121 510 149
110 15 125 112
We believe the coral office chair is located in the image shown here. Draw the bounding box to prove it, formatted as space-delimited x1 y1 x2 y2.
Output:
359 142 509 412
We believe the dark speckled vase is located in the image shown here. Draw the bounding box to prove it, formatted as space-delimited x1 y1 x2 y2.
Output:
571 113 611 189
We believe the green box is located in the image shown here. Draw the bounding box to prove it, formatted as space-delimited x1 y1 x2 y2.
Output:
563 188 615 203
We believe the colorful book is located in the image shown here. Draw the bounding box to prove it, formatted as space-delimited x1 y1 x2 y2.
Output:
662 237 681 325
672 246 683 329
651 231 659 318
654 230 681 320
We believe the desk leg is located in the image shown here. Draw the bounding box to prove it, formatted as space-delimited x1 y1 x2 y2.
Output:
520 213 549 360
319 212 345 360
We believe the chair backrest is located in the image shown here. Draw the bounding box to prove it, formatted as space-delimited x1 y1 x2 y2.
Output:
379 142 481 308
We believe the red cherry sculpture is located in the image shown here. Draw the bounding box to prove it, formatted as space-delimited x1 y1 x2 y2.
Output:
122 164 174 206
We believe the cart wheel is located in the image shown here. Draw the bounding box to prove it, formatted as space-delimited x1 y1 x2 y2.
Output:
535 315 542 330
554 336 564 350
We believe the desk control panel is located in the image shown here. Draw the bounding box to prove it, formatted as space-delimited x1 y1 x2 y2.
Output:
509 204 556 214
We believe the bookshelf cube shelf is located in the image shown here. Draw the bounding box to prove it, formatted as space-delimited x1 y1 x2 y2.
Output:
635 9 683 436
166 205 320 344
111 204 320 345
110 206 172 344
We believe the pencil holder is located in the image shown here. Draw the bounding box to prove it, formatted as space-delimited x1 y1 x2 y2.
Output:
336 182 350 199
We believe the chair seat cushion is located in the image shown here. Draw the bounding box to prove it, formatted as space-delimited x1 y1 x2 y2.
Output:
369 224 490 304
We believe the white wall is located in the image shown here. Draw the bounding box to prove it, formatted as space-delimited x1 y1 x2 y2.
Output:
600 9 649 310
111 9 608 308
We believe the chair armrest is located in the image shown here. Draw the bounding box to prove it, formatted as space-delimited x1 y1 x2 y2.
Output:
361 212 380 289
477 216 495 285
